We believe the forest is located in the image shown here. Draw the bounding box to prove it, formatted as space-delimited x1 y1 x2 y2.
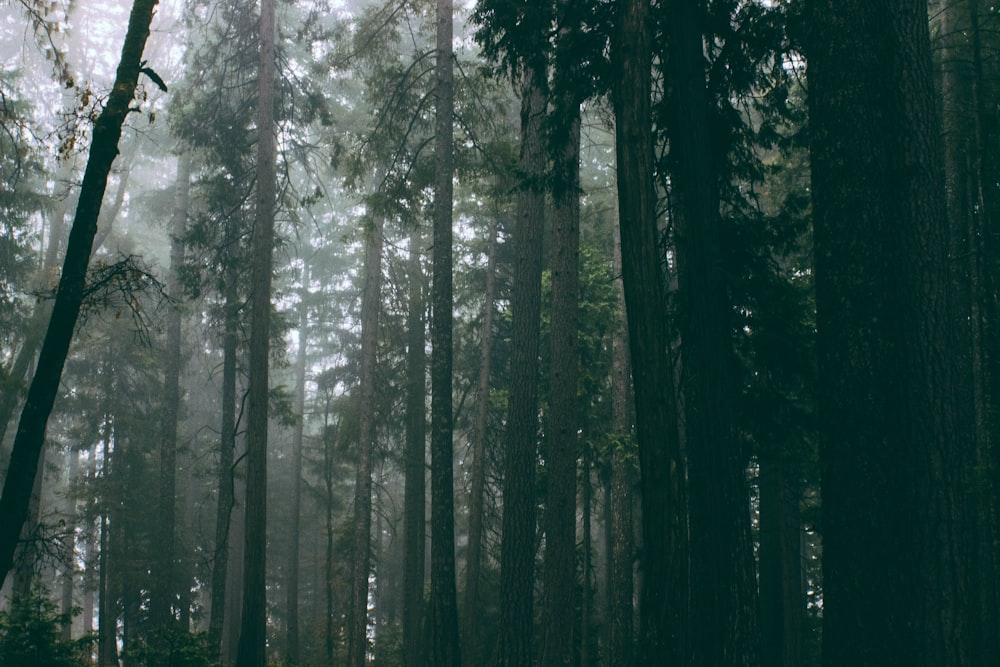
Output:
0 0 997 665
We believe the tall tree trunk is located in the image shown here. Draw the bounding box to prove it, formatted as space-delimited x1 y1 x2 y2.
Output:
235 0 276 661
496 60 547 667
0 0 159 587
403 229 427 667
608 219 634 667
463 216 497 666
60 450 78 641
152 152 190 631
346 216 384 667
210 277 240 655
540 93 581 667
664 1 760 664
425 3 461 663
323 401 337 664
286 257 309 667
807 0 981 663
610 2 686 664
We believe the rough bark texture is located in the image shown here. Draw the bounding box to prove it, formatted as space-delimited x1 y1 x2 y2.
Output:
403 230 427 667
807 0 980 663
235 0 276 662
496 61 547 667
610 2 686 664
0 0 159 588
346 216 383 667
152 152 190 630
665 1 760 665
425 2 461 663
540 98 581 667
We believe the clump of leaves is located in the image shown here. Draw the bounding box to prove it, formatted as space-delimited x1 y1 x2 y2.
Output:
123 627 220 667
0 588 93 667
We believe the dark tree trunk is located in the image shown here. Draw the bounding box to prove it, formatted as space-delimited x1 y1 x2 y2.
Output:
540 93 581 667
608 220 634 667
152 152 190 630
0 0 159 587
235 0 276 662
610 2 686 664
403 229 427 667
346 216 383 667
664 1 760 664
425 2 461 663
807 0 981 663
462 216 497 666
496 60 547 667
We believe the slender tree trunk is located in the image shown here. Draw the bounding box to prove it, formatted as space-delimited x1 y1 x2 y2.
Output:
665 1 760 664
235 0 276 662
286 259 309 667
496 60 547 667
608 220 634 667
0 0 159 587
610 2 686 664
463 216 497 666
60 449 78 641
98 385 118 667
807 0 980 663
403 229 427 667
323 405 337 664
210 278 239 655
425 3 461 663
346 216 384 667
540 93 581 667
152 152 190 630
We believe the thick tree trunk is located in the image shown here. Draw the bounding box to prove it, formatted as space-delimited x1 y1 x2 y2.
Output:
235 0 276 662
496 60 547 667
403 229 427 667
610 2 686 664
0 0 159 587
665 2 760 664
152 152 190 630
540 95 581 667
807 0 981 663
425 2 461 663
346 216 383 667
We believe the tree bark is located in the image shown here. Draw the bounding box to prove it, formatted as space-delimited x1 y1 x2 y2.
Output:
807 0 981 663
286 263 308 666
664 1 760 664
235 0 276 661
0 0 160 588
610 2 686 664
403 229 427 667
346 215 383 667
425 2 461 663
496 60 547 667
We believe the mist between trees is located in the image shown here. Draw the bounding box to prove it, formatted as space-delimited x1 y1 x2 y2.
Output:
0 0 997 666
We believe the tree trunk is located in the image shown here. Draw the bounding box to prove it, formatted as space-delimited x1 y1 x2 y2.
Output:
235 0 277 661
0 0 159 587
496 60 547 667
540 92 581 667
807 0 981 663
608 219 634 667
286 255 309 667
425 2 461 663
152 152 190 630
462 214 496 666
403 229 427 667
664 1 760 664
346 216 384 667
610 2 686 664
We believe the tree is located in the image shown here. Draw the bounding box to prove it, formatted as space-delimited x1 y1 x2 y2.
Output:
235 0 277 662
610 1 687 665
0 0 161 588
807 0 984 663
